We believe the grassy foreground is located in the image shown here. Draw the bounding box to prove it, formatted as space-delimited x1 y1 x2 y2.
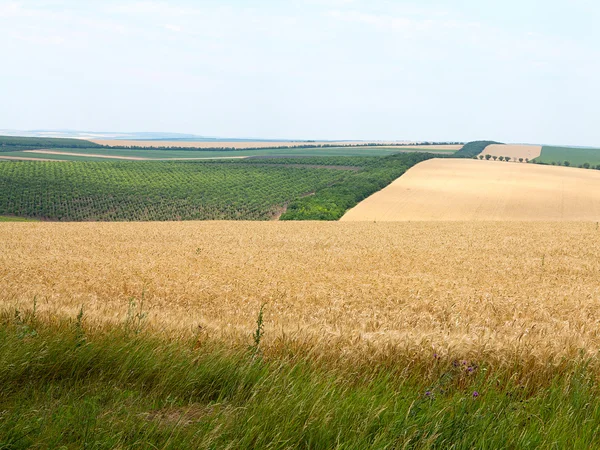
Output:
2 310 600 449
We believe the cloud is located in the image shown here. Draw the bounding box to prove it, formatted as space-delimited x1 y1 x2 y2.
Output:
164 24 182 32
107 1 202 17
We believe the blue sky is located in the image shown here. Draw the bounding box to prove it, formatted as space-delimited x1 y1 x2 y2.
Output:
1 0 599 145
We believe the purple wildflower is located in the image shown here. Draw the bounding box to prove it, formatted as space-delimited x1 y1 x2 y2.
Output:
472 391 479 398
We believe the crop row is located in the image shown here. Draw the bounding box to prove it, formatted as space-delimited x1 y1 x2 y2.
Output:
0 162 347 221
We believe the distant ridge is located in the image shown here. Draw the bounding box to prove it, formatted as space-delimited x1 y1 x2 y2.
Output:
0 130 403 143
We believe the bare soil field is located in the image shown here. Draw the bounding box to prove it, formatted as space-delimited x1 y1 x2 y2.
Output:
481 144 542 160
341 158 600 221
2 221 600 366
91 140 462 150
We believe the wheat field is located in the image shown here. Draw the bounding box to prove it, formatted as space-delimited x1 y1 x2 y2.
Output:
341 158 600 221
2 221 600 367
481 144 542 160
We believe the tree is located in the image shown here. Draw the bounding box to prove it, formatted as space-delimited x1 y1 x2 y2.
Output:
498 156 504 161
505 156 511 162
492 155 498 161
478 155 484 160
564 161 571 167
519 158 524 163
485 154 492 160
583 162 591 169
525 158 529 163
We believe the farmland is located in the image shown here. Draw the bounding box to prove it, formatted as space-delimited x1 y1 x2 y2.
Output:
2 221 600 447
5 136 600 447
0 153 436 221
480 144 542 161
4 220 600 363
534 145 600 167
342 158 600 221
0 161 353 221
0 145 456 161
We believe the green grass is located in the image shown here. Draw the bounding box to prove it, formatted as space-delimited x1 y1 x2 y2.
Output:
0 161 349 221
0 215 38 222
1 311 600 449
0 146 456 161
534 146 600 167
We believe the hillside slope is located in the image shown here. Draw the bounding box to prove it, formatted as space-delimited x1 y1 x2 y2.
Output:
341 158 600 221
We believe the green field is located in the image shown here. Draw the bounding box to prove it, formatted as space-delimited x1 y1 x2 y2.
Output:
0 161 355 221
2 313 600 449
0 153 437 221
0 215 38 222
0 151 127 162
0 145 456 161
0 135 101 152
534 146 600 167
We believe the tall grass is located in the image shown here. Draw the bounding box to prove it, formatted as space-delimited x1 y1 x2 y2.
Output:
1 308 600 449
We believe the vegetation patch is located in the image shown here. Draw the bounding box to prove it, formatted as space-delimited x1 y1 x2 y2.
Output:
0 136 101 152
453 140 502 158
534 145 600 168
0 154 442 221
281 152 437 220
0 215 38 222
0 161 349 221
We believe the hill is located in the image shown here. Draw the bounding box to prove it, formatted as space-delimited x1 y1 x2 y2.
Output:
341 158 600 221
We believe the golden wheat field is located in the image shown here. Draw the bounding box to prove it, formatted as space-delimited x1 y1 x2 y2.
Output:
2 221 600 366
481 144 542 160
342 158 600 221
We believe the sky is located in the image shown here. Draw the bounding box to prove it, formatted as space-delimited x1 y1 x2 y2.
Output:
1 0 599 145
